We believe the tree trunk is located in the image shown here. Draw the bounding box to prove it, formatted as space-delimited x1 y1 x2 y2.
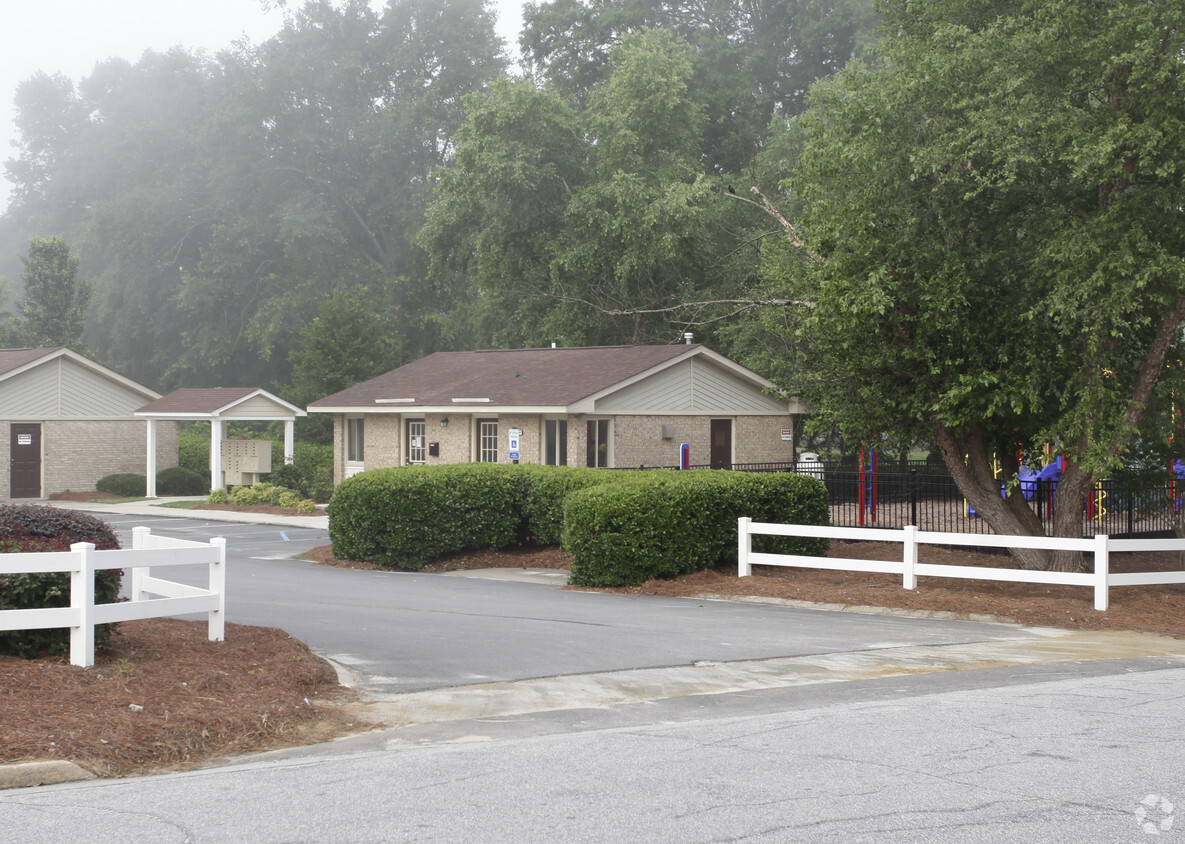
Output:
934 421 1053 570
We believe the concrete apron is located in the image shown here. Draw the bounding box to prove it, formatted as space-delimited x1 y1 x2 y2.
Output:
342 625 1185 743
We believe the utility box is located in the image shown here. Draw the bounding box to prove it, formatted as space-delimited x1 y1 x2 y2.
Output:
222 439 272 486
795 452 824 479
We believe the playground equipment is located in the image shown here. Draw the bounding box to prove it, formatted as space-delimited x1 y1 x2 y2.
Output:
858 447 877 526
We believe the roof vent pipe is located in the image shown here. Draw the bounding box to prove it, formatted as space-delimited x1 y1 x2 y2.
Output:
684 332 694 345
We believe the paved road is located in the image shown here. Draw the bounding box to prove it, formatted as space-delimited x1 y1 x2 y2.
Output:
4 507 1182 841
4 662 1184 842
93 512 1055 694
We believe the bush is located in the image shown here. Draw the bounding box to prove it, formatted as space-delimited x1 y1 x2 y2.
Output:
0 505 122 657
207 488 231 504
326 464 829 582
563 471 830 587
178 424 209 474
328 464 523 569
96 473 146 497
156 466 208 496
268 444 334 502
514 465 631 546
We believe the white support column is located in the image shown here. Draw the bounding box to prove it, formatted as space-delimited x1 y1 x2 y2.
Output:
210 418 224 493
284 419 295 465
145 418 158 498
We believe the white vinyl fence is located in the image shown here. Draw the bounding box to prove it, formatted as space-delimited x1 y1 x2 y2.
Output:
737 518 1185 611
0 526 225 667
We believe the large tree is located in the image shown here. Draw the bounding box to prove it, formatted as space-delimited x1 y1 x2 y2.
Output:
14 235 89 348
781 0 1185 569
424 29 743 346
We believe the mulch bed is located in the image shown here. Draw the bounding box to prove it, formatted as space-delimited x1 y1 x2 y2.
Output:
0 619 360 777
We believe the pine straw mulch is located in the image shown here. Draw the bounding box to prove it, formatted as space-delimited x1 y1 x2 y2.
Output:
0 619 361 778
305 541 1185 638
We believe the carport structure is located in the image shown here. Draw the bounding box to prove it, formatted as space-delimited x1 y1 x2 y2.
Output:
136 388 305 497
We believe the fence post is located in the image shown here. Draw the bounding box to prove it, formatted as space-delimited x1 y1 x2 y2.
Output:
208 537 227 641
738 517 752 577
1093 534 1109 611
69 543 97 668
902 525 918 590
909 469 918 527
131 526 150 602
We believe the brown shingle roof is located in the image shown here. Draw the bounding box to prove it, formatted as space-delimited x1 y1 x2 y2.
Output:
0 347 65 378
136 387 261 414
309 345 701 409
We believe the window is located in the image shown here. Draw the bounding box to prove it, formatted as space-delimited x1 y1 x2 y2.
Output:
407 419 426 464
586 419 610 468
478 419 498 463
545 419 567 466
346 417 365 463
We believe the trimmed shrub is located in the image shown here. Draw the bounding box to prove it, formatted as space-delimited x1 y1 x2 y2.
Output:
563 471 830 587
0 505 122 657
96 472 147 497
207 488 231 504
328 464 523 569
156 466 208 496
515 465 631 546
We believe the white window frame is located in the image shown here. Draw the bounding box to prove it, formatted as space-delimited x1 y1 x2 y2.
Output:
407 418 426 465
585 418 612 468
345 416 365 477
477 418 499 463
544 418 568 466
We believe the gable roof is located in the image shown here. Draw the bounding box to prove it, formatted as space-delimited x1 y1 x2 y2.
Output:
0 347 61 378
137 387 305 418
308 344 784 413
0 346 160 402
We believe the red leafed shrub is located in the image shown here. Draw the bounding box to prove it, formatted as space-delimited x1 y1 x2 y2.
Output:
0 505 122 657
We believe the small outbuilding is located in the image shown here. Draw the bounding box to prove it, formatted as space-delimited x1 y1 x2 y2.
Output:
1 347 177 499
135 388 306 496
308 344 806 483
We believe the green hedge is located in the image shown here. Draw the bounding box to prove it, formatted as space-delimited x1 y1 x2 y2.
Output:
156 466 207 495
96 472 147 497
562 470 830 587
0 505 122 657
328 464 524 569
327 464 829 584
514 465 627 545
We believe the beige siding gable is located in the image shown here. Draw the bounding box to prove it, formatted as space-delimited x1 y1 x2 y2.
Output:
595 358 787 414
221 395 299 418
0 357 152 419
0 365 60 416
58 358 154 416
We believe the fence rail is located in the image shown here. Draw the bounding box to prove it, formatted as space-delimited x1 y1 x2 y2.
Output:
737 518 1185 611
0 526 225 667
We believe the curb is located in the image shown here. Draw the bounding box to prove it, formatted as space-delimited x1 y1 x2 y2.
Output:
0 760 96 790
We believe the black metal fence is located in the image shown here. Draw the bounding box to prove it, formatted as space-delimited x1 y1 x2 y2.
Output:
815 469 1183 538
618 462 1183 538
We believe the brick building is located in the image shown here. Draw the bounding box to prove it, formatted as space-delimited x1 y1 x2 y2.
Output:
1 347 178 499
308 344 806 483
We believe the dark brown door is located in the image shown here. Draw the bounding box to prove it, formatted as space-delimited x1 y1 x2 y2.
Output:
710 419 732 469
10 423 42 498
